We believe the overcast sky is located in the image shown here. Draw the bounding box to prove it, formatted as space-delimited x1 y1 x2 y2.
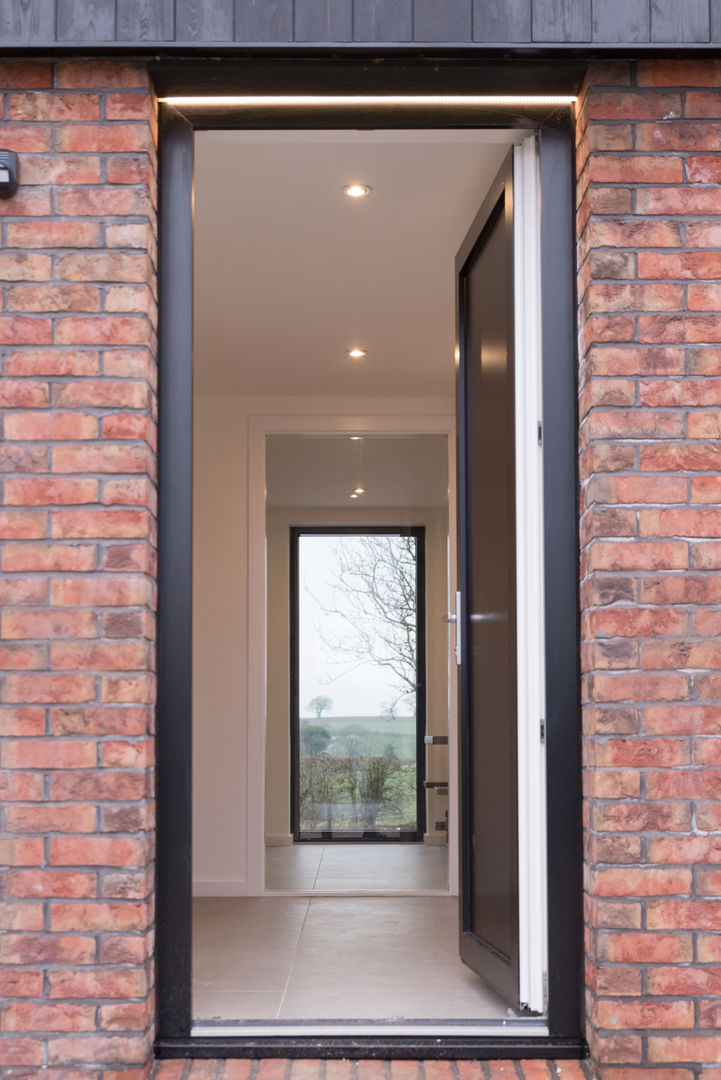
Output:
298 534 415 719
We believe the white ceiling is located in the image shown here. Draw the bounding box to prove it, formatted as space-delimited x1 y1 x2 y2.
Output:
193 129 522 398
266 436 448 508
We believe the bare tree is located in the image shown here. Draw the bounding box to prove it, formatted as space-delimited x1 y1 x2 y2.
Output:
312 534 418 714
307 694 333 718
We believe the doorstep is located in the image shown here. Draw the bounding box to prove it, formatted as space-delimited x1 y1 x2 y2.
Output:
151 1060 594 1080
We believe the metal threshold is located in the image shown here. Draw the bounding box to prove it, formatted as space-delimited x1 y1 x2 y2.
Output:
192 1019 549 1039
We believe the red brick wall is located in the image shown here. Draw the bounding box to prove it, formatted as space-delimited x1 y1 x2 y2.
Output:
578 60 721 1077
2 51 721 1078
0 60 157 1074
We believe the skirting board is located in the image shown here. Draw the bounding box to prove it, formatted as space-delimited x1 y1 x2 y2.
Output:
265 834 293 846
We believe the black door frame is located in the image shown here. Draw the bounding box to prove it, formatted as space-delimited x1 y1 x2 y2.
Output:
290 525 427 844
155 58 583 1060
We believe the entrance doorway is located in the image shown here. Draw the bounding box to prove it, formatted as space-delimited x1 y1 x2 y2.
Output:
189 125 546 1029
156 90 582 1055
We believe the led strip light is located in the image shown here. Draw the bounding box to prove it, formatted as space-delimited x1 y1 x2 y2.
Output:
161 94 576 106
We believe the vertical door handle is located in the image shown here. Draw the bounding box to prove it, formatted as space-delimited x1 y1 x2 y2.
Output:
445 590 462 666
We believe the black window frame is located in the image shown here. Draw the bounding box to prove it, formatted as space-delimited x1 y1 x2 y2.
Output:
289 524 427 844
155 59 583 1061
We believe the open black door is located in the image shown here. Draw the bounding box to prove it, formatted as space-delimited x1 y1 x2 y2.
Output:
456 150 520 1007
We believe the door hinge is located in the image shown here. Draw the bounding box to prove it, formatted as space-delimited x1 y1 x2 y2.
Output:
537 421 543 446
540 719 546 744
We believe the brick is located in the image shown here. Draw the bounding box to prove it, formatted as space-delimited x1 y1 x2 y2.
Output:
51 641 148 671
2 608 97 640
3 1001 96 1032
587 475 686 505
19 154 101 185
641 443 721 470
0 933 95 965
4 349 99 376
649 1037 721 1064
55 124 154 154
49 901 147 932
56 60 150 89
0 509 47 539
592 868 692 897
688 414 721 440
4 870 97 899
55 187 152 216
7 284 99 313
588 541 688 571
52 444 153 474
0 124 51 151
48 770 146 806
56 251 153 283
641 508 721 538
4 477 99 506
0 1037 44 1065
50 705 148 736
53 379 148 409
2 674 96 705
49 836 149 868
2 543 97 573
51 508 153 539
0 62 53 88
54 315 152 347
596 1000 694 1030
6 220 100 248
5 410 99 441
0 252 52 280
588 155 683 184
0 969 45 997
647 900 720 930
588 608 687 637
0 316 52 345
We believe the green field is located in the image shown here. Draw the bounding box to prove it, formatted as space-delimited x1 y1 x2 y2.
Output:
299 715 417 760
297 716 419 832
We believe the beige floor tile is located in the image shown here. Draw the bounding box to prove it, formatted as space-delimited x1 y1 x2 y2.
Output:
265 842 448 893
194 990 284 1021
192 893 511 1024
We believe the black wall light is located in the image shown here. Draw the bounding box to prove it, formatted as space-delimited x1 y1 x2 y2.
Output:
0 151 18 198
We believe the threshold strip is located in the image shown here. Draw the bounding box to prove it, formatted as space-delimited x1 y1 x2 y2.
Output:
192 1021 549 1039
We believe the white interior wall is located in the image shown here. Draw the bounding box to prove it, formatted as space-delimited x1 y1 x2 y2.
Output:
264 504 449 848
192 394 452 895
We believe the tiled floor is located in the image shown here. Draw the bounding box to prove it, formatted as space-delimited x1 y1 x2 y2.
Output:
265 842 448 892
193 895 515 1023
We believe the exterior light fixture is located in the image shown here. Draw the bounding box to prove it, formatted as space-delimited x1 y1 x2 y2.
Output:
0 150 18 199
348 348 367 359
343 183 372 198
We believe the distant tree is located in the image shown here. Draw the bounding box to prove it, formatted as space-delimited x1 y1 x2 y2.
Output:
307 694 333 718
300 722 331 756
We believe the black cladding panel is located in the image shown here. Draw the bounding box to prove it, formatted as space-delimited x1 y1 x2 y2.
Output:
0 0 717 46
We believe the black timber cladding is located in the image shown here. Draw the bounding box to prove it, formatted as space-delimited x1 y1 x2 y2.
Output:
3 0 721 45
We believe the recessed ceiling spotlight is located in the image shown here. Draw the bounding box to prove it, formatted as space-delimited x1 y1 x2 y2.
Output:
347 348 367 359
349 436 362 441
349 493 359 499
343 183 372 199
353 487 366 495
